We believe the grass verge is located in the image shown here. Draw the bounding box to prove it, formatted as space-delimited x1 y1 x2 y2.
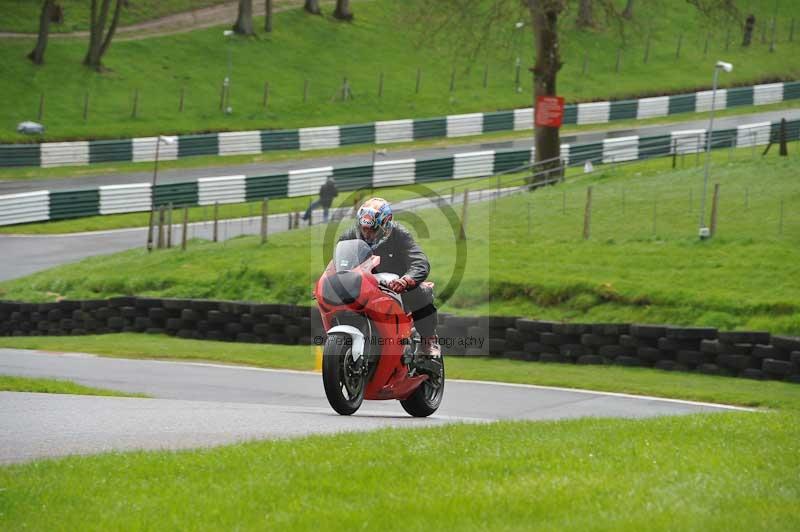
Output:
0 374 145 397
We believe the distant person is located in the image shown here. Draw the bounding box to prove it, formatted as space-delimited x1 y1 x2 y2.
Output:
303 176 338 224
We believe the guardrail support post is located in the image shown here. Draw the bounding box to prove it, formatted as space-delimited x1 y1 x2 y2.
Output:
166 203 173 248
213 202 219 242
157 206 165 249
583 186 592 240
181 206 189 251
261 198 269 244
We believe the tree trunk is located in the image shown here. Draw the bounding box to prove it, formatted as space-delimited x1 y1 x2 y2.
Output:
265 0 273 32
28 0 56 65
622 0 634 19
333 0 353 21
304 0 321 15
83 0 119 71
528 0 564 178
576 0 593 29
233 0 255 35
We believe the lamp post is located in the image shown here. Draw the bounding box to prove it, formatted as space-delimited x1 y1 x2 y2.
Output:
146 135 177 252
698 60 732 239
223 30 234 114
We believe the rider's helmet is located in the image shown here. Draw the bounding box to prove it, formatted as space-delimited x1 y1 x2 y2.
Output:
356 197 393 247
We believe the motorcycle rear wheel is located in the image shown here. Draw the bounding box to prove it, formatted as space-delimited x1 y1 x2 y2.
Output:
400 356 445 417
322 333 366 415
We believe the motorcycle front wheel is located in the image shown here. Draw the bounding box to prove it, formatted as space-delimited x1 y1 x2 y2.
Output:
322 333 366 415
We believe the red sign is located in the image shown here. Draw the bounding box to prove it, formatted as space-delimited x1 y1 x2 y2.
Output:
535 96 565 128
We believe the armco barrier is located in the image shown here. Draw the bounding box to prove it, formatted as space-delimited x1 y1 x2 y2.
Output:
1 297 798 383
1 118 798 227
1 81 797 169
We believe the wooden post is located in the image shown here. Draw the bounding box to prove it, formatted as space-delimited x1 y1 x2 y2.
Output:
83 91 90 121
458 189 469 240
303 79 309 103
147 207 156 252
179 88 185 112
294 212 300 229
582 187 592 240
263 81 270 108
672 138 678 169
483 64 489 88
212 202 219 242
288 212 294 230
38 93 45 121
514 60 521 90
166 203 173 248
378 72 384 98
157 206 165 249
675 33 683 59
132 89 139 118
181 206 188 250
260 198 269 244
415 67 422 94
709 183 720 237
643 35 651 63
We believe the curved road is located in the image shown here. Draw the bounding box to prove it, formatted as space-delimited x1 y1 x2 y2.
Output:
0 348 751 464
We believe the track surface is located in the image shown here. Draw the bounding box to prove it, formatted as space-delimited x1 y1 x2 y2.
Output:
0 348 749 464
2 109 797 195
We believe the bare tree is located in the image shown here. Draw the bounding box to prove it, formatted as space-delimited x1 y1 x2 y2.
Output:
576 0 594 29
84 0 124 71
304 0 322 15
28 0 58 65
233 0 255 35
622 0 634 19
334 0 354 21
265 0 273 32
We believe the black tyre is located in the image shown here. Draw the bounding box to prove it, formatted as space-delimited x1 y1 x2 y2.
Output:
322 333 365 415
400 356 445 417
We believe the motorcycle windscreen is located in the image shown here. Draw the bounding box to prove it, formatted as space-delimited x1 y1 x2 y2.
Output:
321 270 363 306
333 239 373 273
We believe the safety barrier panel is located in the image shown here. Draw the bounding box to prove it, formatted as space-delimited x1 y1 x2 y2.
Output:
1 118 798 227
1 82 798 169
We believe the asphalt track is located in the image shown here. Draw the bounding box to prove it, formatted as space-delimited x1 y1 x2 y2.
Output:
0 348 752 464
2 109 798 195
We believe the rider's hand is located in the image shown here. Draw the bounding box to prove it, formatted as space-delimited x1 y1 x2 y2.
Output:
388 275 416 293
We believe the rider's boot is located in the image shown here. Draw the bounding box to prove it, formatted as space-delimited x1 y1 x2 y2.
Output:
419 335 442 358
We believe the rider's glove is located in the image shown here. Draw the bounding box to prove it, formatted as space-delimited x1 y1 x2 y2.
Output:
388 275 417 294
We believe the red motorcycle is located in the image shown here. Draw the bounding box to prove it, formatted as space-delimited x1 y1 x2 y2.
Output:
314 239 445 416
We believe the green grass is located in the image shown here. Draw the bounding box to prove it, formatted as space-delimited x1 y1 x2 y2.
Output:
1 0 799 142
0 374 144 397
0 333 315 371
0 362 798 530
1 0 228 33
2 149 797 333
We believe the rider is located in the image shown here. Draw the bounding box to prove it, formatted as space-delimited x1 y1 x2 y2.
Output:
338 197 441 357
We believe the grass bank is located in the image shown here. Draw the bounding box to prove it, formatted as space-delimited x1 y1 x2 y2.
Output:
2 0 799 142
0 374 144 397
1 151 797 333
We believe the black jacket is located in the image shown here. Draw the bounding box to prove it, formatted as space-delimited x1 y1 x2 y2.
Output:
319 181 338 208
338 223 430 284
